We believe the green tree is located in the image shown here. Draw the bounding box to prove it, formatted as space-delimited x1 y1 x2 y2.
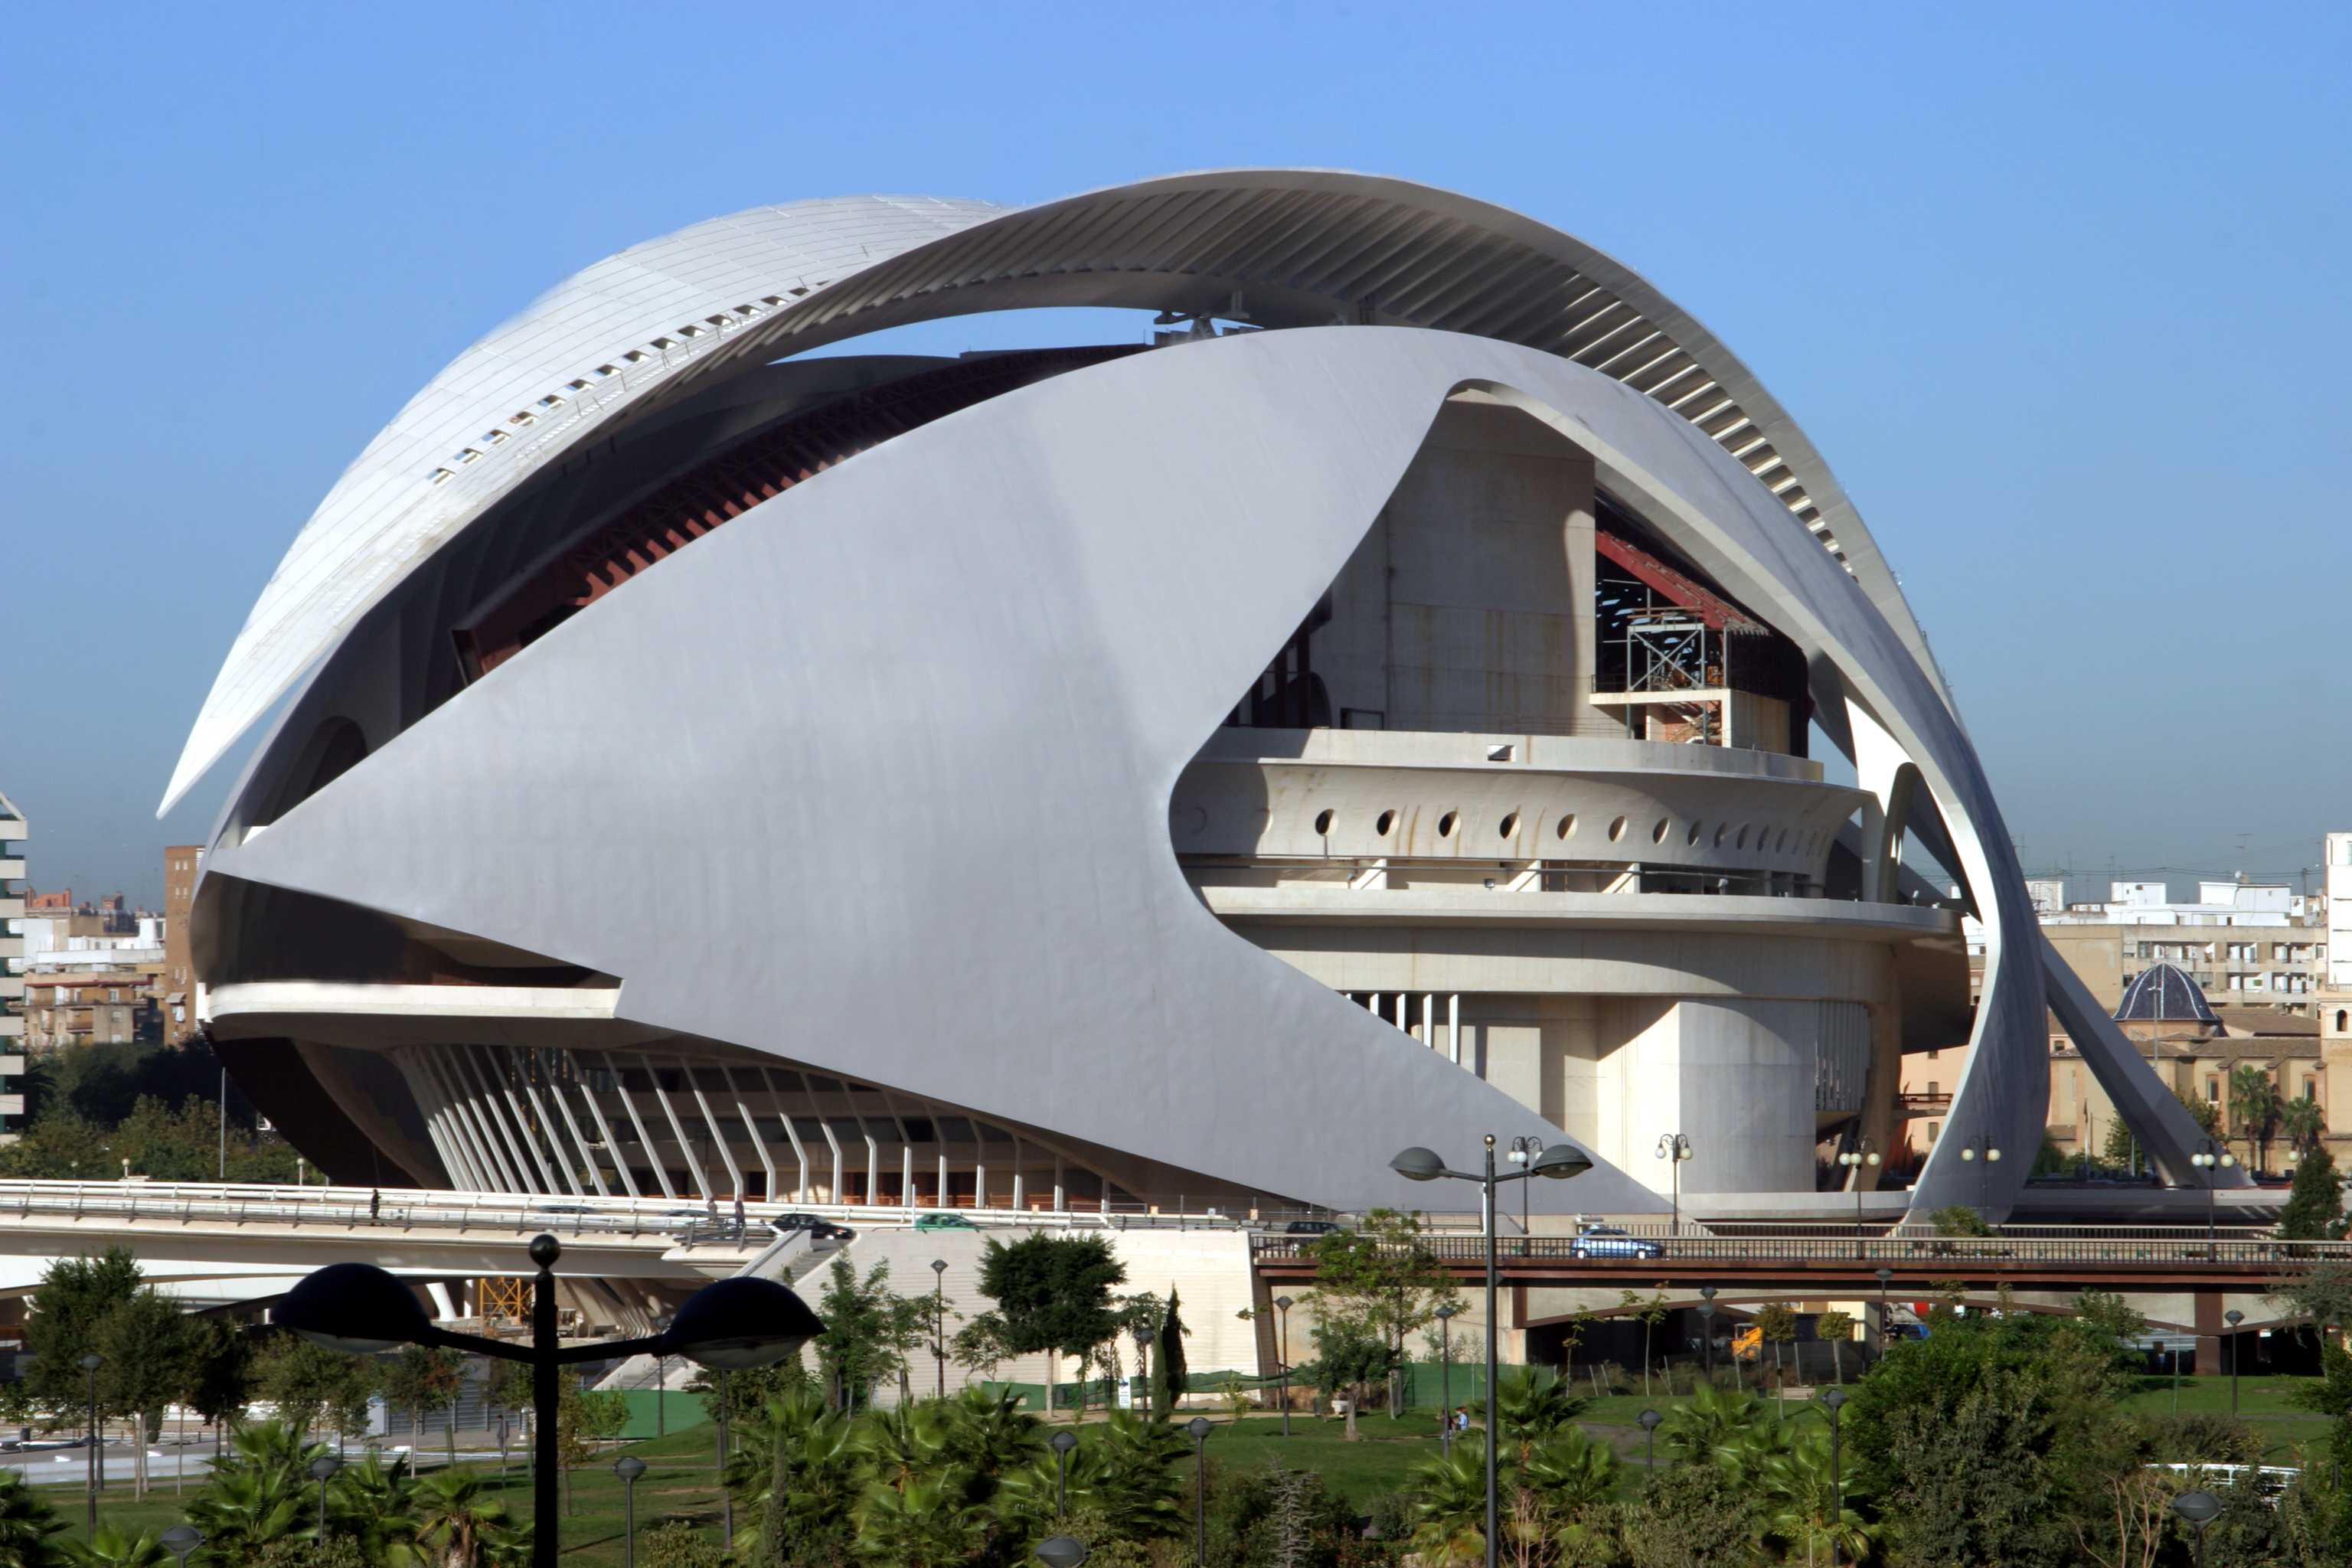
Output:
1405 1442 1488 1566
1306 1315 1393 1441
60 1526 164 1566
21 1249 143 1419
1751 1302 1798 1403
1479 1366 1583 1462
1815 1309 1855 1385
972 1234 1125 1418
812 1257 930 1411
181 1319 255 1447
2101 1115 2141 1175
2282 1095 2329 1161
1149 1287 1188 1420
747 1390 861 1568
93 1288 199 1498
1929 1204 1991 1237
1621 1463 1760 1568
410 1468 523 1568
1302 1210 1457 1419
2177 1083 2223 1137
253 1337 377 1448
554 1384 629 1514
381 1346 467 1466
2230 1063 2283 1172
2280 1145 2344 1241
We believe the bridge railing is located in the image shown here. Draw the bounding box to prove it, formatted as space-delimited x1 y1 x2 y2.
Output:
1249 1230 2352 1268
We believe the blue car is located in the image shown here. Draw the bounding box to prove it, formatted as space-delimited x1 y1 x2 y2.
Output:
1570 1223 1664 1260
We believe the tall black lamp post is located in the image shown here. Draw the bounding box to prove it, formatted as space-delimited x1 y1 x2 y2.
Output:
1393 1135 1593 1568
1697 1284 1717 1381
276 1233 821 1568
1050 1429 1077 1520
1434 1302 1456 1451
1836 1138 1880 1259
79 1352 103 1536
930 1259 949 1398
2170 1488 2221 1568
1507 1136 1546 1240
309 1453 341 1546
1274 1295 1295 1438
1654 1133 1691 1237
613 1455 646 1568
1820 1387 1847 1566
1637 1407 1661 1472
2223 1308 2245 1416
1185 1417 1213 1566
2191 1139 2235 1259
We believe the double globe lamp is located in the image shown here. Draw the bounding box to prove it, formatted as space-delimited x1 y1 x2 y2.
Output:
276 1233 822 1568
1392 1136 1592 1568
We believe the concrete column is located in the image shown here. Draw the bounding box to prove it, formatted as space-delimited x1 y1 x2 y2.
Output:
1449 993 1462 1065
2194 1291 2225 1377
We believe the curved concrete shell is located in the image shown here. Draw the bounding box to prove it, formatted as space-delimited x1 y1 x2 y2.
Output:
180 172 2216 1220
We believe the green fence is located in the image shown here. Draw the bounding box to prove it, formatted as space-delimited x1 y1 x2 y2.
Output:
614 1389 709 1439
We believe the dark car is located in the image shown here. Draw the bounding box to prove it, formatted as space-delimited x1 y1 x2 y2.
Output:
773 1214 855 1243
1284 1220 1342 1236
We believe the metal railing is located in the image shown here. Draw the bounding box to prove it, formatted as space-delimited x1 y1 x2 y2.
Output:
1249 1228 2352 1269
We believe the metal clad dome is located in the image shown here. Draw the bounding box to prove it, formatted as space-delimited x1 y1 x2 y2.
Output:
2114 962 2219 1025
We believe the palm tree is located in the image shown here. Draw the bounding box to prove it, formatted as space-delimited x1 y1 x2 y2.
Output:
1519 1426 1619 1514
1730 1421 1875 1566
2282 1096 2328 1161
410 1469 515 1568
1404 1444 1487 1567
332 1450 423 1566
857 1400 952 1494
1658 1380 1769 1466
0 1471 67 1567
185 1468 310 1562
737 1393 863 1568
1478 1367 1585 1462
854 1472 985 1567
60 1527 164 1567
939 1386 1045 1485
2228 1063 2282 1172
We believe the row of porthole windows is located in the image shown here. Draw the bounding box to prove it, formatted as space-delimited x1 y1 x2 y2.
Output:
1314 807 1822 858
425 289 831 485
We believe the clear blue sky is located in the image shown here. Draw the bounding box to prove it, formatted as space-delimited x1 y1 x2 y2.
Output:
6 1 2346 904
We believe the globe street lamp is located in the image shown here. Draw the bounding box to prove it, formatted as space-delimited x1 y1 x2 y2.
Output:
1637 1407 1661 1472
158 1524 202 1568
1273 1295 1295 1439
79 1352 103 1537
2224 1308 2245 1416
1956 1138 2001 1222
931 1258 949 1399
1036 1536 1090 1568
1820 1387 1847 1567
1392 1135 1593 1568
2191 1139 2236 1259
613 1455 647 1568
1836 1138 1880 1259
308 1453 342 1546
1185 1416 1214 1566
276 1233 821 1568
1434 1302 1456 1452
2169 1488 2222 1568
1654 1133 1692 1238
1050 1429 1078 1521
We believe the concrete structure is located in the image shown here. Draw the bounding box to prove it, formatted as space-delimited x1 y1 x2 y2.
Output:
168 171 2216 1223
2321 833 2352 1129
0 795 23 1142
163 844 201 1046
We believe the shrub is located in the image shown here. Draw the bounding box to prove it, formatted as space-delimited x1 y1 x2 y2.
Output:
641 1520 729 1568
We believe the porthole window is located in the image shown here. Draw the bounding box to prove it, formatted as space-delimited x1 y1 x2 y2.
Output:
1651 818 1671 844
1608 815 1628 842
1770 828 1784 853
1439 811 1459 838
1713 824 1728 848
1556 813 1576 840
1377 809 1397 838
1314 808 1334 836
1736 825 1750 849
1686 822 1703 847
1499 812 1520 839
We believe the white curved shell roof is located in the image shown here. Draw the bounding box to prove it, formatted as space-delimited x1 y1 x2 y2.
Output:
166 171 1936 814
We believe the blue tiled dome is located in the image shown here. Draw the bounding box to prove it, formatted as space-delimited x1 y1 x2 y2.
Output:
2114 962 2219 1025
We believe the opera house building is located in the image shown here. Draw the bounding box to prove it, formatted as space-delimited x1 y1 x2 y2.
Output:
168 171 2220 1224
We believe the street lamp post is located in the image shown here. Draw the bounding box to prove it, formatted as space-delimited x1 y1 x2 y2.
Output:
1696 1302 1717 1383
1820 1387 1847 1567
2191 1139 2236 1259
1434 1302 1455 1452
614 1455 645 1568
1836 1138 1880 1259
1955 1138 2002 1223
1508 1136 1546 1240
309 1454 341 1547
1637 1408 1661 1472
931 1259 948 1400
1654 1133 1691 1238
1050 1429 1077 1521
1393 1135 1594 1568
2224 1308 2245 1416
1273 1295 1295 1438
1186 1416 1213 1566
275 1234 821 1568
2170 1488 2222 1568
717 1370 734 1550
80 1352 103 1537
